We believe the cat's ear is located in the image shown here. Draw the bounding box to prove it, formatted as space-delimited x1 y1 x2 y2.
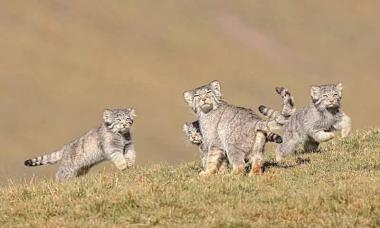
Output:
210 80 222 98
103 109 114 123
183 123 190 132
310 86 321 100
183 90 195 107
128 108 136 118
336 83 343 92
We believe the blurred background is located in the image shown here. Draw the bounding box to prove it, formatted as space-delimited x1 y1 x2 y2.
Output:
0 0 379 183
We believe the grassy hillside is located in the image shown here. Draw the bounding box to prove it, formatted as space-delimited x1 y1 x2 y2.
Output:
1 0 380 181
1 129 379 227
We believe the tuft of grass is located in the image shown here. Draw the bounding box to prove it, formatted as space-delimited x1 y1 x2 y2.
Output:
1 129 379 227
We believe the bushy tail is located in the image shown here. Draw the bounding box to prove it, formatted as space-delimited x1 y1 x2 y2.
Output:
259 87 296 127
24 149 63 167
266 132 283 144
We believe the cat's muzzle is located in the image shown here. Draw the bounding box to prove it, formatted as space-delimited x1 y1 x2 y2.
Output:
200 103 213 113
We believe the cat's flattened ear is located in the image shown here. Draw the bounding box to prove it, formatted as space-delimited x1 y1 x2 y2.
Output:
336 83 343 92
103 109 114 123
210 80 222 98
310 86 321 100
183 91 195 106
128 108 136 118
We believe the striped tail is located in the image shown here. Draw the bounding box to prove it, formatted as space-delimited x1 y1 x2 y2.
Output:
255 119 283 142
24 149 63 167
266 132 283 144
259 87 295 126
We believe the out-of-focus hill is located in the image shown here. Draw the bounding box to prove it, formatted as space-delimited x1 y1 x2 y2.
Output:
0 0 379 181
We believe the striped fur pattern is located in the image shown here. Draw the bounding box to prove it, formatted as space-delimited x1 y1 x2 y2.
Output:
183 120 282 171
276 83 352 162
183 81 280 176
259 87 296 129
24 108 137 182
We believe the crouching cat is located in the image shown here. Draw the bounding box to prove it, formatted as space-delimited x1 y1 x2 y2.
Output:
24 108 137 182
275 83 351 162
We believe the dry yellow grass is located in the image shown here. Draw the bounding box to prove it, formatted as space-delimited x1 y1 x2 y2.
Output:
0 0 380 181
1 129 379 227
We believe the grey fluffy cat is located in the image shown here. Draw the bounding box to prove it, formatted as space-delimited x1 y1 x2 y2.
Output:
276 83 352 162
24 108 137 182
183 120 283 170
183 81 281 176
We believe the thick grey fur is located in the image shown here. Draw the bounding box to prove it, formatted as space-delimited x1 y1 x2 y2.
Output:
24 108 137 182
183 81 279 175
276 83 352 162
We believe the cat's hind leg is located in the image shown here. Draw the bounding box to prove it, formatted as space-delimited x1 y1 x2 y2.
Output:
303 139 320 153
56 165 77 182
276 137 303 163
248 132 267 176
226 145 246 175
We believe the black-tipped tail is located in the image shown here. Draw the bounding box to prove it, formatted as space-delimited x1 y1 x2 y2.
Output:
266 133 283 144
274 136 283 144
24 159 35 167
259 105 266 114
275 87 284 94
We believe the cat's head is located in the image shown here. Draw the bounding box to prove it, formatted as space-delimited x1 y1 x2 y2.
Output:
183 80 223 114
183 122 202 145
310 83 343 110
103 108 136 133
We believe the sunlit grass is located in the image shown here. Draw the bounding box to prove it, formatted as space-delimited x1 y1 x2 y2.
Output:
1 129 379 227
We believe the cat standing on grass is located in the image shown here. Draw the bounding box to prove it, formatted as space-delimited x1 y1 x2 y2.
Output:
183 81 283 176
24 108 137 182
183 87 292 171
272 83 352 162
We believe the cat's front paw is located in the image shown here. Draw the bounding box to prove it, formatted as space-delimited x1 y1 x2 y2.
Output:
115 162 127 171
199 169 216 177
126 161 135 169
341 128 351 138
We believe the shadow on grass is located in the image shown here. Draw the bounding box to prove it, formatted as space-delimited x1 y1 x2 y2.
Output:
261 157 311 172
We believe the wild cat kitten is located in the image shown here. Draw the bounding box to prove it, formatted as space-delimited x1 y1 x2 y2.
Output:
276 83 352 162
183 120 282 171
183 81 282 176
183 121 208 168
24 108 137 182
